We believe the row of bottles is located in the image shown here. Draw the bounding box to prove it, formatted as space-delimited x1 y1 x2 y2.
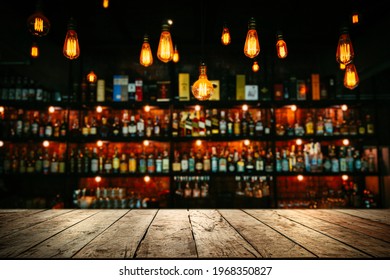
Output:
171 143 274 173
235 176 272 198
1 109 67 139
172 108 271 138
275 107 375 137
0 74 61 103
174 176 210 199
2 146 66 174
275 143 376 173
71 110 170 138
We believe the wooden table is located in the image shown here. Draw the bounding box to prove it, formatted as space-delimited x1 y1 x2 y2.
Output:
0 209 389 259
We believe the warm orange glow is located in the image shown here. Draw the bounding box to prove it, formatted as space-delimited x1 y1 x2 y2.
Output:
63 19 80 60
143 140 150 146
242 104 248 111
276 33 288 59
0 141 4 148
43 140 50 147
341 104 348 111
297 175 304 181
252 61 260 72
244 18 260 58
244 139 250 146
27 10 50 37
191 63 214 101
340 63 346 70
342 174 349 181
343 139 350 146
95 176 102 183
336 28 354 65
352 12 359 24
144 175 151 183
221 26 231 45
296 139 303 145
87 71 97 83
96 106 103 113
344 63 359 89
140 34 153 67
195 105 201 111
290 104 297 112
157 23 173 63
31 42 39 58
103 0 109 8
96 140 103 147
144 105 151 112
173 45 180 63
196 140 202 146
48 106 55 113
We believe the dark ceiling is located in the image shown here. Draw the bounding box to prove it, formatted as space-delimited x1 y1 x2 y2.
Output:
1 0 390 95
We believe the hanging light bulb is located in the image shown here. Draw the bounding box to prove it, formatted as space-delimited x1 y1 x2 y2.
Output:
276 31 288 59
252 60 260 72
344 63 359 90
336 26 354 65
87 71 97 83
103 0 109 8
139 34 153 67
173 45 180 63
63 17 80 60
157 21 174 63
191 62 214 101
351 10 360 25
244 17 260 58
221 23 231 45
340 63 346 70
27 1 50 37
30 42 39 58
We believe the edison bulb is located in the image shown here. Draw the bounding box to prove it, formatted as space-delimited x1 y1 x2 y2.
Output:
276 32 288 59
336 27 354 65
244 17 260 58
63 18 80 60
157 22 173 63
27 3 50 37
31 42 39 58
221 25 231 45
140 34 153 67
344 63 359 90
191 63 214 101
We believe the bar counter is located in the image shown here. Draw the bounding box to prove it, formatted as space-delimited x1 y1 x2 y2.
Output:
0 209 389 259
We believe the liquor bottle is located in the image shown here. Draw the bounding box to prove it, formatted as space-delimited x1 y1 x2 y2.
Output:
255 110 264 137
121 111 129 137
70 116 80 138
247 112 255 137
26 150 35 174
195 149 204 172
171 112 179 137
163 114 170 137
218 146 227 172
28 78 36 101
145 117 153 138
99 116 110 138
60 114 68 138
82 147 91 174
80 78 88 103
198 110 206 137
211 109 219 135
89 116 97 136
227 152 235 172
188 149 195 172
52 118 60 138
155 151 162 173
211 146 218 173
346 147 354 172
185 112 192 137
241 111 248 136
153 116 161 137
162 148 170 173
128 152 137 173
50 151 59 174
45 115 53 138
22 111 30 137
354 150 362 172
184 181 192 198
69 148 76 173
245 149 254 172
81 116 90 137
205 109 212 136
255 147 265 171
14 76 22 101
348 111 358 135
89 80 97 103
203 150 211 172
42 148 50 174
192 181 201 198
281 149 289 172
236 153 245 172
112 116 121 137
147 152 155 173
181 152 189 172
138 149 147 173
91 147 99 174
219 110 227 136
137 114 145 137
128 115 137 137
265 148 274 172
316 115 325 136
31 111 40 138
15 109 24 137
304 112 314 135
172 150 181 172
275 151 282 172
21 76 29 101
227 111 234 136
234 112 241 136
112 147 120 173
324 109 333 136
191 111 199 137
104 152 113 174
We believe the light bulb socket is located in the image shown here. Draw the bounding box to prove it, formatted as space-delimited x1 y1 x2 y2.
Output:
67 17 77 31
339 25 349 34
248 17 256 29
276 31 284 40
143 34 149 42
161 22 170 31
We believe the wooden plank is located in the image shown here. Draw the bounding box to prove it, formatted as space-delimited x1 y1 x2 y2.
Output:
189 209 261 258
73 209 157 259
218 209 316 258
0 209 75 238
135 209 197 258
16 210 125 258
0 209 100 258
276 210 390 258
245 209 371 258
296 209 390 243
335 209 390 225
